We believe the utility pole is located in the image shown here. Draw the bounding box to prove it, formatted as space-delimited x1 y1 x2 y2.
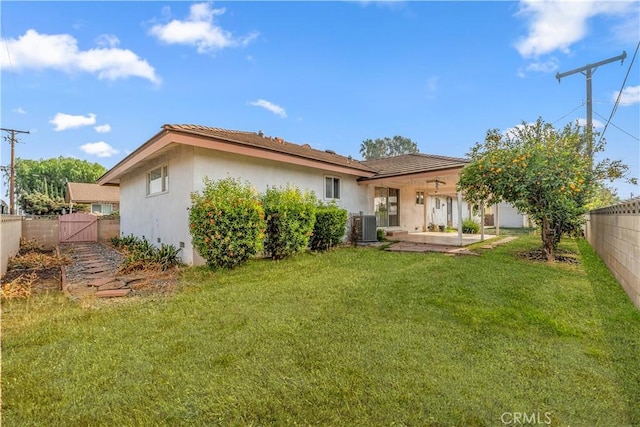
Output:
1 127 30 215
556 51 627 158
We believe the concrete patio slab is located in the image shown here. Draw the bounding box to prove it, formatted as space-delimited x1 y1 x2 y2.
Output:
386 231 497 247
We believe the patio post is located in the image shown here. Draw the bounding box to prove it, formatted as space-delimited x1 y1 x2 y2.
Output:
457 191 463 246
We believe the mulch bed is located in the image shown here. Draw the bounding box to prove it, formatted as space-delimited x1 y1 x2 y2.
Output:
518 248 580 264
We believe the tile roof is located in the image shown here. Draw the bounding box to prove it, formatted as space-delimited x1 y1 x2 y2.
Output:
360 153 469 179
163 124 375 173
66 182 119 203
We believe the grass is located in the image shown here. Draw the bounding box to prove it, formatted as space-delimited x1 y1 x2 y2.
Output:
2 233 639 426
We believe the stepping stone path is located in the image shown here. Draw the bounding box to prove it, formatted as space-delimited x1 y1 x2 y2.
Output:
478 236 518 250
60 242 137 299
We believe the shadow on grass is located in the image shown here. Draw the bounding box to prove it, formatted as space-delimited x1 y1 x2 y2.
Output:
577 239 640 425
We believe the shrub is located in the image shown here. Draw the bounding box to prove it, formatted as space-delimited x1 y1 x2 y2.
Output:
189 177 266 269
262 185 317 259
462 218 480 234
376 228 386 242
110 234 139 250
114 235 182 272
309 203 348 251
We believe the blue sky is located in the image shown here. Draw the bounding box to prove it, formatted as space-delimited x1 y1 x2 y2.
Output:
1 1 639 200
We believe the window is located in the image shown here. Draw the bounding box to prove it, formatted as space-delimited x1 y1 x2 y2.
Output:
435 198 441 209
91 204 113 214
416 191 425 205
325 176 340 199
147 165 168 196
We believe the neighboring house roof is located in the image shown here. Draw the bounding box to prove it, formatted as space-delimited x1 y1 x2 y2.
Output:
98 124 470 185
360 153 469 180
66 182 120 204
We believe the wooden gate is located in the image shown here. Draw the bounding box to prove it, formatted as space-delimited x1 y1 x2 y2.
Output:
59 213 98 243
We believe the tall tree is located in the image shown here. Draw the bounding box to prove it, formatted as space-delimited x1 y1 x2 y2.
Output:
359 136 419 160
2 156 107 214
458 118 634 261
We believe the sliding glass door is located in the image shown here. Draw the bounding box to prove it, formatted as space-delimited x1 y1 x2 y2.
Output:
375 187 399 227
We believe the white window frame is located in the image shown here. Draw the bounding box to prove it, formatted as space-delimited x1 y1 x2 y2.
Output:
416 191 425 206
324 176 341 200
91 203 113 214
146 165 169 196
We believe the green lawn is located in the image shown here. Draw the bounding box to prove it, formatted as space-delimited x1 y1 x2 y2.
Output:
2 233 639 426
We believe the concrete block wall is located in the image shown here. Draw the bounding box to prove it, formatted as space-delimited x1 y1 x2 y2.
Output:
585 198 640 308
22 218 59 249
97 219 120 243
1 215 22 277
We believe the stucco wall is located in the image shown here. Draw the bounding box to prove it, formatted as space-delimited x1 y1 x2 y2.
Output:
496 202 528 228
585 200 640 308
118 145 370 266
120 145 195 264
1 215 22 277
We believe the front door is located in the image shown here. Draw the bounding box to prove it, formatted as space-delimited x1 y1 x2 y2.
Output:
446 197 453 227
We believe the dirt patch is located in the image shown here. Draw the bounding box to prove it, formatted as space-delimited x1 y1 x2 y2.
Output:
2 243 67 296
1 267 62 293
518 248 580 264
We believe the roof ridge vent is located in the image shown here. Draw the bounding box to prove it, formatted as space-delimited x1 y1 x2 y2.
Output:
325 149 336 155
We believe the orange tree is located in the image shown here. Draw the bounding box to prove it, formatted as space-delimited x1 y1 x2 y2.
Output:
458 118 632 261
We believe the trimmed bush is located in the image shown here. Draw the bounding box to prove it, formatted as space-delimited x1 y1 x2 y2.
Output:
189 177 266 269
262 185 317 259
462 218 480 234
376 228 386 242
309 203 348 251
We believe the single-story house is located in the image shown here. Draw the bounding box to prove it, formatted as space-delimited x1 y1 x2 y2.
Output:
65 182 120 215
98 124 484 265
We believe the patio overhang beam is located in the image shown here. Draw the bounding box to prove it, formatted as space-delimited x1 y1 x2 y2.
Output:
356 166 464 186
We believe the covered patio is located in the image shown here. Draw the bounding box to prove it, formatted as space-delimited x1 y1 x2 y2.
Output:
385 230 496 247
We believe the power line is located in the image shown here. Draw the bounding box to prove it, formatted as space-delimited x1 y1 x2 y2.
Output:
556 51 628 158
552 102 585 125
597 41 640 146
593 110 640 142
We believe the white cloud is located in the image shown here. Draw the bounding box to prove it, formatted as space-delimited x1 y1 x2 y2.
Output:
577 118 604 128
527 58 559 73
515 1 634 58
149 2 259 54
80 141 119 157
13 107 26 114
94 124 112 133
95 34 120 48
50 113 96 131
250 99 287 118
517 58 559 78
0 29 160 84
613 85 640 106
